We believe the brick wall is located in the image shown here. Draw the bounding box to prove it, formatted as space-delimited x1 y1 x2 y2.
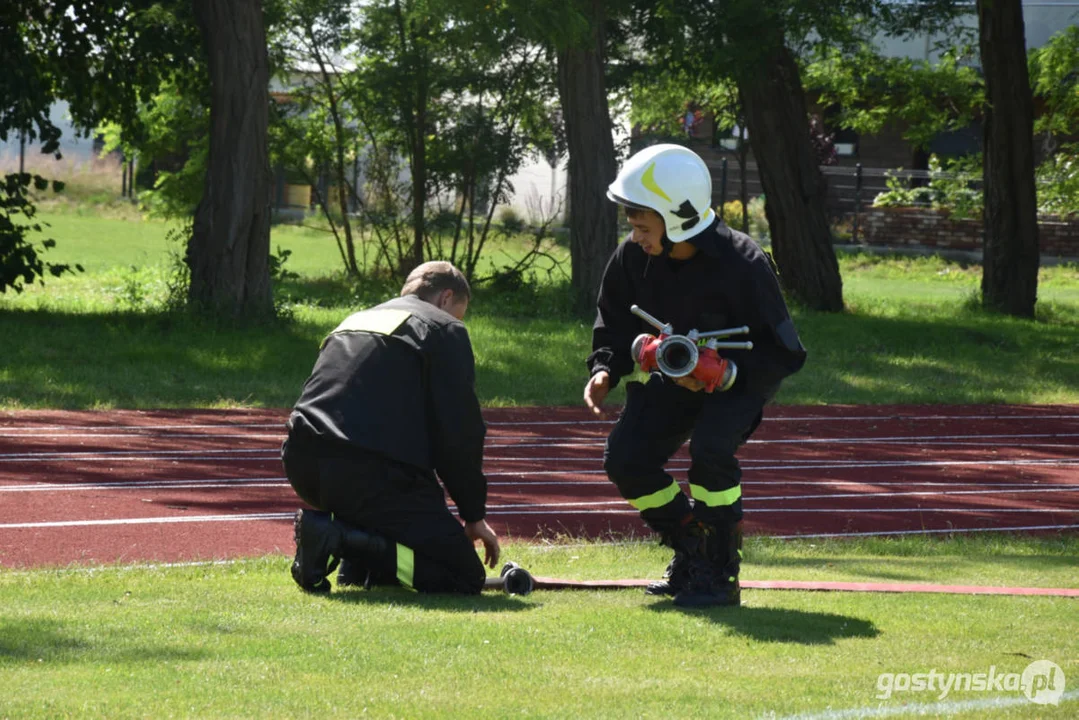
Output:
860 207 1079 258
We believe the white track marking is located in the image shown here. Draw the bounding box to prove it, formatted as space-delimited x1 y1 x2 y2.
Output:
748 432 1079 444
485 414 1079 425
2 412 1074 433
1 513 292 528
0 423 282 434
769 524 1079 539
751 486 1079 501
5 455 1077 478
0 448 276 460
740 458 1079 472
4 475 1078 493
3 507 1075 530
774 688 1079 720
0 432 286 441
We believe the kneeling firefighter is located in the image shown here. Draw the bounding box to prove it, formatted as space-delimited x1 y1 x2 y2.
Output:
583 144 807 607
282 261 500 594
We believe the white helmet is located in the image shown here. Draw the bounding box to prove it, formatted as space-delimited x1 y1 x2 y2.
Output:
606 143 716 242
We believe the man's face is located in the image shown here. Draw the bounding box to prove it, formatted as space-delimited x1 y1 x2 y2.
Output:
628 210 667 256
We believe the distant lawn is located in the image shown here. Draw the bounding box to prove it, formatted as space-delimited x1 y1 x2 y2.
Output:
1 535 1076 719
1 212 1077 409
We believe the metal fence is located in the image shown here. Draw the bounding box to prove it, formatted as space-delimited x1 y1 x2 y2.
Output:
709 159 988 242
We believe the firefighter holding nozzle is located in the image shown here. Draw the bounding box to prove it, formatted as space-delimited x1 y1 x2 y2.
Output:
584 144 807 607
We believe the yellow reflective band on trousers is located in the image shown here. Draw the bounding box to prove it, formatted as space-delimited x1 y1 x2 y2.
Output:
396 544 415 588
689 483 742 507
627 481 682 511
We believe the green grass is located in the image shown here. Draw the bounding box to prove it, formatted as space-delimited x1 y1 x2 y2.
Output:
1 536 1075 718
1 212 1078 409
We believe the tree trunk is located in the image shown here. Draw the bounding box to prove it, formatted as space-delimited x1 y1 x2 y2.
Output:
737 45 843 312
977 0 1039 317
189 0 273 319
556 0 618 315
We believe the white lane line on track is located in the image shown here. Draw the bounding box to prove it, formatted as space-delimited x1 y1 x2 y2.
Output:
8 505 1079 533
0 513 292 528
483 433 1079 449
0 448 276 460
485 414 1079 425
0 423 283 434
4 476 1077 493
5 455 1077 477
769 524 1079 539
0 433 286 441
5 507 1076 529
751 486 1079 501
1 413 1076 434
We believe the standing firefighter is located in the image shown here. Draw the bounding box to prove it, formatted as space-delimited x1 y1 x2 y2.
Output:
284 261 500 594
584 144 806 607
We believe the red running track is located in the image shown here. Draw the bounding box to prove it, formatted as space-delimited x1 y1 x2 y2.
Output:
1 405 1077 568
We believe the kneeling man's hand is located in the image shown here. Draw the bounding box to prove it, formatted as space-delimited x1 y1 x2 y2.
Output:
465 519 501 569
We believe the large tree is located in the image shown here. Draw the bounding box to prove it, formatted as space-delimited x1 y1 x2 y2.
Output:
976 0 1039 318
555 0 620 314
1 1 275 319
735 34 843 311
189 0 274 318
0 1 194 293
633 0 966 312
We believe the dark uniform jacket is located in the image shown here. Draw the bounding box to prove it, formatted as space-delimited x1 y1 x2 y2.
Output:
589 218 807 397
288 294 488 522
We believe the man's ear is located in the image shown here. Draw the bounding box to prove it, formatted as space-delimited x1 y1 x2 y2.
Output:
436 288 454 310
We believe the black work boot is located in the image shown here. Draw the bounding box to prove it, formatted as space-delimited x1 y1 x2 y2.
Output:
645 551 688 596
336 558 368 588
291 509 342 593
671 520 742 608
337 558 400 589
291 509 394 592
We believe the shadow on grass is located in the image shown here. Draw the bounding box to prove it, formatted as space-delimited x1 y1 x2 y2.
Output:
0 618 207 664
319 586 534 614
647 603 880 645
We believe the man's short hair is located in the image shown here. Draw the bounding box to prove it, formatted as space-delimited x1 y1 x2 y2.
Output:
400 261 471 302
624 206 661 221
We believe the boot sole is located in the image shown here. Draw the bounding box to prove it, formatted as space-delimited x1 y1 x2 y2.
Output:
291 509 332 593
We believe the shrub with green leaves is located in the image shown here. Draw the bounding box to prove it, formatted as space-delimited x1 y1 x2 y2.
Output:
0 173 82 293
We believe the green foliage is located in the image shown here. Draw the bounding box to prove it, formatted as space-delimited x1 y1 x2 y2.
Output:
1036 143 1079 217
1028 25 1079 140
872 154 982 219
268 0 557 280
804 43 984 150
98 82 210 220
0 173 83 293
872 148 1079 219
1 1 200 293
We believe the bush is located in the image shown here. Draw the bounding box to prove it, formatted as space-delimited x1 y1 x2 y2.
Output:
1037 143 1079 217
498 205 525 233
873 154 982 220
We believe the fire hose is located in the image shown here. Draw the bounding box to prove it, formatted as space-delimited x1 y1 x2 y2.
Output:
629 304 753 393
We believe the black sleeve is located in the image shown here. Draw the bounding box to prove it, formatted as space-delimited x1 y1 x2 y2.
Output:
587 245 638 389
723 257 807 394
427 322 488 522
